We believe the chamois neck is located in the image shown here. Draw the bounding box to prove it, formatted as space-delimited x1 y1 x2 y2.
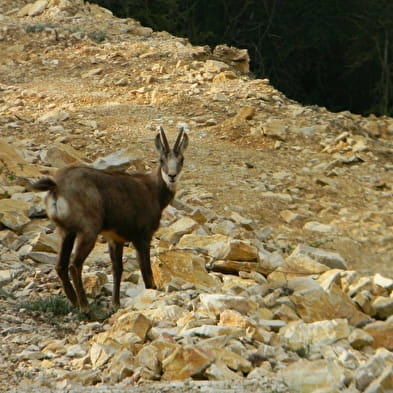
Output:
155 166 176 209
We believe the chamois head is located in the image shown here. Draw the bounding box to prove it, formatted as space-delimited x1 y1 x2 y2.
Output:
155 126 189 190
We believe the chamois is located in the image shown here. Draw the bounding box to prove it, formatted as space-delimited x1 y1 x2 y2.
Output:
32 127 188 314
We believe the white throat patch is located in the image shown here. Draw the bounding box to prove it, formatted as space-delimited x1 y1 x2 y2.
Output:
161 168 177 191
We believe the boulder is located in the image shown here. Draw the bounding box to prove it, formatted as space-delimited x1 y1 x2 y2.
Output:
177 234 258 261
152 249 218 290
200 293 257 317
280 359 346 393
0 139 41 178
92 148 142 172
158 217 199 244
41 143 87 168
280 319 350 352
162 345 214 380
288 244 348 270
0 199 31 231
363 321 393 350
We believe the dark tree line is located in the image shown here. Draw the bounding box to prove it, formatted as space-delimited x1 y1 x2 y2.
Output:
89 0 393 116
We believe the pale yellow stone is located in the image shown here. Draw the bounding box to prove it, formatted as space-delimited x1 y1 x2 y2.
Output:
280 319 350 351
162 345 214 380
280 359 346 393
83 272 108 298
112 312 152 341
152 249 218 290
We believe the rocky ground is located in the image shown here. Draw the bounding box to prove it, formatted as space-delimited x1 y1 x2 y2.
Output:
0 1 393 392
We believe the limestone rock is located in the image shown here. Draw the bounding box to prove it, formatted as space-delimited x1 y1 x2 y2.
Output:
280 359 346 393
303 221 334 233
37 110 69 124
83 272 108 298
42 143 87 168
363 321 393 350
212 348 252 373
104 350 135 383
200 293 257 317
110 311 152 342
275 252 329 279
203 60 230 73
26 251 57 264
364 364 393 393
159 216 200 244
373 273 393 291
209 260 263 275
213 44 250 73
152 249 218 290
0 198 30 231
92 148 142 172
348 328 374 349
90 341 120 369
134 344 161 378
0 139 41 178
371 296 393 320
20 0 48 17
181 325 245 339
280 319 350 352
287 276 368 326
205 361 242 381
29 232 58 253
355 355 385 391
177 234 258 261
210 239 259 261
162 345 214 380
262 119 289 140
218 309 252 329
11 191 46 218
289 244 348 270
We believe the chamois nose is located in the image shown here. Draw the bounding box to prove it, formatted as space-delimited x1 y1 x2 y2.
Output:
168 174 176 182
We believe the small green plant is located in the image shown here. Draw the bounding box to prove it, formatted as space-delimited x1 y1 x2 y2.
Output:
86 301 114 322
25 23 57 33
0 158 17 182
88 31 107 43
295 344 310 358
0 286 15 299
308 241 324 248
17 295 113 322
17 295 74 316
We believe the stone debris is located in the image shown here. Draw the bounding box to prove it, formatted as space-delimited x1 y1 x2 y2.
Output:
0 0 392 392
1 156 392 392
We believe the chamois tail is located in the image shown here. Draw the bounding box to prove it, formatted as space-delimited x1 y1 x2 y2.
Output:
31 177 57 191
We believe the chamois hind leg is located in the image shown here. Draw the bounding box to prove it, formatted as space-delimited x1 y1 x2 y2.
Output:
133 238 156 289
69 232 97 313
56 229 78 307
108 241 124 308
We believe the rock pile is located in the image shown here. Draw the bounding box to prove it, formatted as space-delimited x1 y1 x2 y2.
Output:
0 140 393 393
0 0 393 392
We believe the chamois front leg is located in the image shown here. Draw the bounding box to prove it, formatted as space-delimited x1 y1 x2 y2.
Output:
134 239 156 289
108 241 124 308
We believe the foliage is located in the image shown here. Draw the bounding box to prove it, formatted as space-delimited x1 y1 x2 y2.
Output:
0 287 15 299
16 295 113 322
88 31 107 43
17 295 75 316
25 23 57 33
89 0 393 116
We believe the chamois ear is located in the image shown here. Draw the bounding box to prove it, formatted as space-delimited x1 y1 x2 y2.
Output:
155 126 169 154
174 127 189 154
155 133 164 154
